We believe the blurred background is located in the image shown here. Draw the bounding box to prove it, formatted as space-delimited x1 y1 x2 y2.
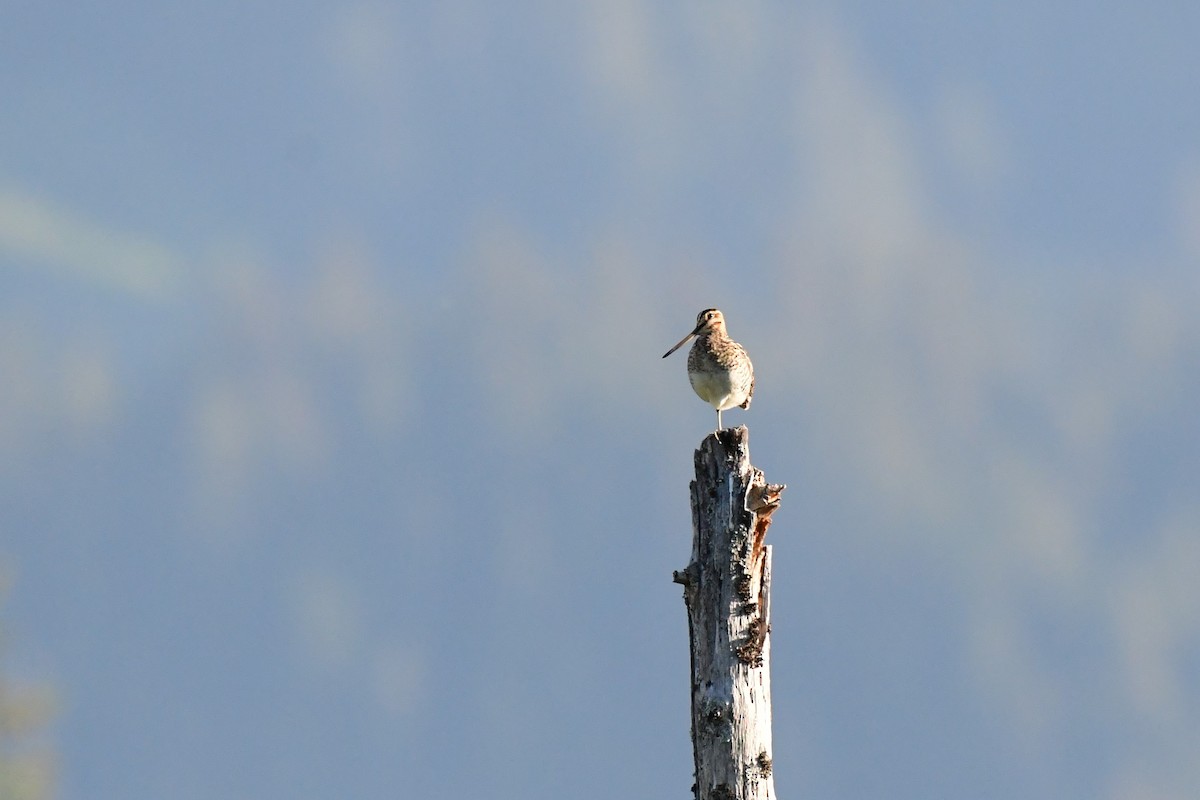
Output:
2 2 1198 798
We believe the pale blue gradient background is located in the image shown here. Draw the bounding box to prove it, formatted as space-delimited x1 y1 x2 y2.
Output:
3 3 1199 799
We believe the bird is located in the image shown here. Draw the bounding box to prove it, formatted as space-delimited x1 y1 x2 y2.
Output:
662 308 754 431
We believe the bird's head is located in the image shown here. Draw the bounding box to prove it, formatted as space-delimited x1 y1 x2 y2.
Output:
693 308 726 335
662 308 727 358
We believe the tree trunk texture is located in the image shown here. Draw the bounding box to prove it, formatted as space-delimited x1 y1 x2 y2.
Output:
673 426 785 800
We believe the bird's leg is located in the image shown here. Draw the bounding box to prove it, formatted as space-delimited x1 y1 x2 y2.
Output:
716 408 722 431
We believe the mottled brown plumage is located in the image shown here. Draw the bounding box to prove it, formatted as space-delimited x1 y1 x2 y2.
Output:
662 308 754 431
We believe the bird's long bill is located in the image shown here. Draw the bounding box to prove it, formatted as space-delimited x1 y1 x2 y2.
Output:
662 328 698 358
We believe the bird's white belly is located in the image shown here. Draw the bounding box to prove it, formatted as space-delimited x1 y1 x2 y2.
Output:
689 370 740 411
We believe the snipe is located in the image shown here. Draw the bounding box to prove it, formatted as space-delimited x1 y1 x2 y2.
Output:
662 308 754 431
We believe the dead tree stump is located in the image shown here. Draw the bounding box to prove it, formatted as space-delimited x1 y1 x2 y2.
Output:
673 426 785 800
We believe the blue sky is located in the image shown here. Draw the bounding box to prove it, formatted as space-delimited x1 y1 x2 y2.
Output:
2 2 1199 798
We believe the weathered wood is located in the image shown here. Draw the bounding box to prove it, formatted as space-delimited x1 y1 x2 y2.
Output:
674 426 784 800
